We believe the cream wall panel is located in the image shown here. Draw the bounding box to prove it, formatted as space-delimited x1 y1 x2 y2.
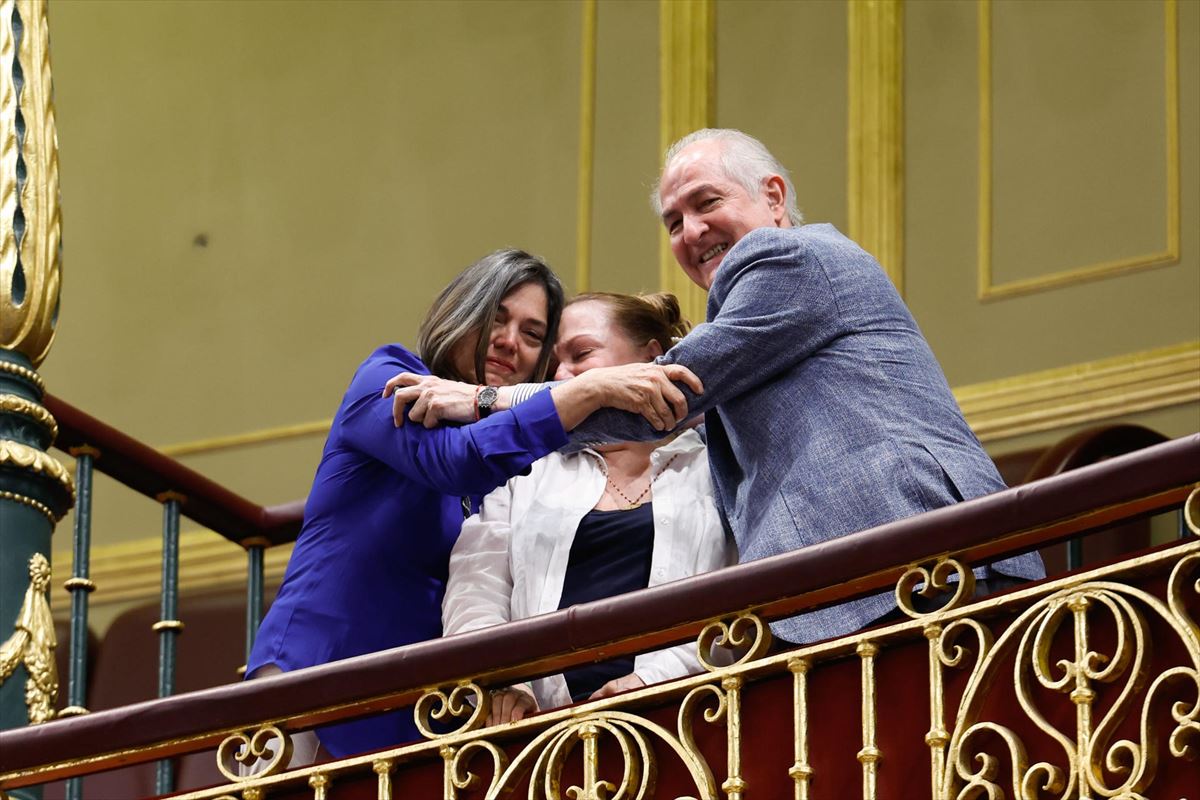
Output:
714 0 848 232
587 0 661 296
988 0 1171 289
906 0 1199 388
40 0 583 544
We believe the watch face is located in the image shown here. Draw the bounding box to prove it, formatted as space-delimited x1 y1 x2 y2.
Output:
478 385 499 412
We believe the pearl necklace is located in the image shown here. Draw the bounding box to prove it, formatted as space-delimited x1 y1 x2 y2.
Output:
605 453 679 510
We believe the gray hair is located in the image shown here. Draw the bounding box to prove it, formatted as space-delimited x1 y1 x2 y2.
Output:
651 128 804 226
418 249 564 383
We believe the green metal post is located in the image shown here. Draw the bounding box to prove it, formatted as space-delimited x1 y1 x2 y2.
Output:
155 495 183 795
61 448 96 800
1066 538 1083 571
245 543 265 664
1 5 69 798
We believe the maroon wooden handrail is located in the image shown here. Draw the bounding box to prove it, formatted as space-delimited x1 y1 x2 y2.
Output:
3 434 1196 786
1025 423 1170 482
45 394 303 546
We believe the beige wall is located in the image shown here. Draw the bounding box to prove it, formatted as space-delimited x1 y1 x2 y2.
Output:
37 0 1198 622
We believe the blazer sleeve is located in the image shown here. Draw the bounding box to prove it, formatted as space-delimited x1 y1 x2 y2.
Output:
569 228 843 443
443 483 517 636
337 348 568 495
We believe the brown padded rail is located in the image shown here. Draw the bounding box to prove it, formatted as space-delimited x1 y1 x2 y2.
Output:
45 394 303 546
2 434 1197 784
1024 423 1170 482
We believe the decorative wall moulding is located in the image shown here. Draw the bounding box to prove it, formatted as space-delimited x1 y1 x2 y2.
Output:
957 341 1199 443
976 0 1180 302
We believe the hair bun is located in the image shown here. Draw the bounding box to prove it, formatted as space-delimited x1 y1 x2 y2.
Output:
640 292 692 338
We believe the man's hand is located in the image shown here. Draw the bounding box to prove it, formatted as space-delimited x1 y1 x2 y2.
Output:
588 673 646 701
382 373 478 428
486 686 538 726
565 362 703 432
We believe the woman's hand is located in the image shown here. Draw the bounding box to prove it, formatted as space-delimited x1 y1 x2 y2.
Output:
487 686 538 726
382 373 479 427
588 673 646 701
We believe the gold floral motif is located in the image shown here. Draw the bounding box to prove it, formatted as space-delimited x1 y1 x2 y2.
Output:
896 556 977 619
414 681 489 739
215 725 293 782
0 393 56 440
936 554 1200 799
0 439 74 505
0 553 56 723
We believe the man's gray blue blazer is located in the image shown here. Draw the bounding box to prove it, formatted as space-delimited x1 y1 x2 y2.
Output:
572 224 1045 644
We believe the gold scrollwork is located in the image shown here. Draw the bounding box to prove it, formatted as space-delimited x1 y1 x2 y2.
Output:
895 556 977 619
215 724 293 782
440 740 507 800
414 681 489 739
1184 485 1199 536
696 612 772 671
935 553 1200 799
0 553 56 723
482 710 717 800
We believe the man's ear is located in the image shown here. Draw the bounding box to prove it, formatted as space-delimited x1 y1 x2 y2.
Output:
764 175 789 227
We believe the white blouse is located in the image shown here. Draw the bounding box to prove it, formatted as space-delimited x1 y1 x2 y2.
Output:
443 429 735 711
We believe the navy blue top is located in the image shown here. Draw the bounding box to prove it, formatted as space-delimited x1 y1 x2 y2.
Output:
557 503 655 702
247 344 567 756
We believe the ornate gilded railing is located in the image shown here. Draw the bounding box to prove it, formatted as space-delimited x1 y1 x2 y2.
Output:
1 434 1195 799
41 395 303 797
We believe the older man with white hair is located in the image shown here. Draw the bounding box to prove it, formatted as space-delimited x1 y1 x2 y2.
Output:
390 128 1045 646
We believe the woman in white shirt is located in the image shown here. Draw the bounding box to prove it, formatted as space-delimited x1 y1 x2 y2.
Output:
442 291 734 725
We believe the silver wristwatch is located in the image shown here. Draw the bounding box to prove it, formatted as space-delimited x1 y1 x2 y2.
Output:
477 385 499 418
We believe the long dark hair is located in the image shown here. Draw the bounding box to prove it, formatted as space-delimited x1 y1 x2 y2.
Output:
418 249 565 382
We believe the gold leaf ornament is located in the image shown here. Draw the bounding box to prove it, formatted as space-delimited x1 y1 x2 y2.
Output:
0 553 57 723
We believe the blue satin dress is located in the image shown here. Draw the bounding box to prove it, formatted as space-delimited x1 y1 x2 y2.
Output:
247 344 566 757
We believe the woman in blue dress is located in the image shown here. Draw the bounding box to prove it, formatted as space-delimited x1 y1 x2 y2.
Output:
246 249 574 760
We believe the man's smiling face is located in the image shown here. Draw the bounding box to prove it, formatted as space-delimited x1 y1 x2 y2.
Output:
658 139 789 290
